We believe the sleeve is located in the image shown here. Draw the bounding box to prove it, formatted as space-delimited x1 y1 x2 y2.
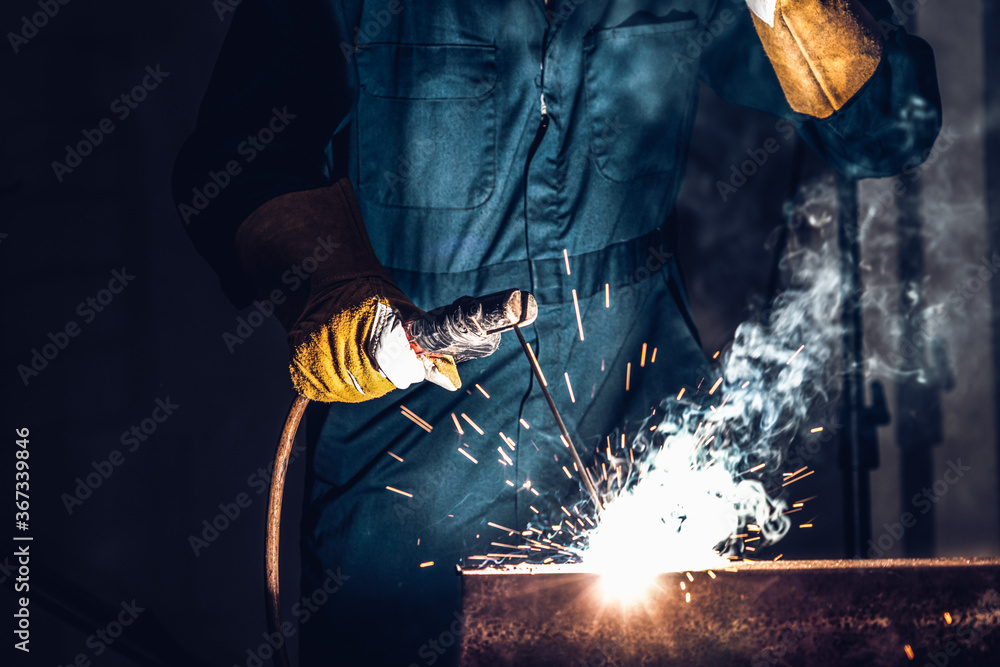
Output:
171 0 358 307
698 0 942 180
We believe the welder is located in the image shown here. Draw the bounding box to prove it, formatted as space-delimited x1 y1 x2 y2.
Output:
172 1 940 664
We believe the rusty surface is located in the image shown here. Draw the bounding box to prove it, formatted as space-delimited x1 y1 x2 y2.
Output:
459 559 1000 666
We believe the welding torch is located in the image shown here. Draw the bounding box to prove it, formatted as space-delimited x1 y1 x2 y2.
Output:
266 287 601 666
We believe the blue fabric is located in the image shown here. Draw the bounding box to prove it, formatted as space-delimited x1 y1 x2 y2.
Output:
171 1 940 664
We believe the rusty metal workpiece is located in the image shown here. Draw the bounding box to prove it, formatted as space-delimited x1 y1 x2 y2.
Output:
459 559 1000 666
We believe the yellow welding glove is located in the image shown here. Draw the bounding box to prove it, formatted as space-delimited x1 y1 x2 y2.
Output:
235 179 461 403
746 0 884 118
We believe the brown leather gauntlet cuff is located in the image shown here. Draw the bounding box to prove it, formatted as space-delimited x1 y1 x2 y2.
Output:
751 0 884 118
234 178 405 329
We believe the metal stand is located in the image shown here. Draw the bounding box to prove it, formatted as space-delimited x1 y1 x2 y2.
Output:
985 0 1000 551
837 177 890 558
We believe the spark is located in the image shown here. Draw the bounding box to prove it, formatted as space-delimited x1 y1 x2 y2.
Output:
741 380 750 389
707 570 716 579
564 372 576 403
785 344 805 365
904 645 914 660
530 488 539 496
487 521 516 534
676 387 686 401
626 362 631 391
799 523 813 528
685 572 694 581
709 377 723 395
685 592 691 603
810 426 823 433
712 350 720 359
742 463 765 475
387 451 404 463
560 506 572 517
562 466 573 479
498 447 513 465
605 283 610 308
782 470 815 486
419 561 434 568
499 432 516 450
651 347 657 363
572 289 585 341
400 406 433 432
486 553 528 559
457 448 478 464
451 413 464 434
519 418 530 429
524 342 547 386
386 486 412 498
773 554 783 561
475 383 491 399
641 343 648 367
944 612 952 624
530 505 539 513
563 248 572 275
461 413 485 435
506 480 515 487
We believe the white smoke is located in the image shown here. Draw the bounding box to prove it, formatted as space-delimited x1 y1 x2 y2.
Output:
583 176 845 572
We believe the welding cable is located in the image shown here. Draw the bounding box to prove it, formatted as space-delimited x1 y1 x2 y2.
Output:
266 394 310 667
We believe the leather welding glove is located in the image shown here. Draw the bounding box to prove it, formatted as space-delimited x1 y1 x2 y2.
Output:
235 179 461 403
746 0 884 118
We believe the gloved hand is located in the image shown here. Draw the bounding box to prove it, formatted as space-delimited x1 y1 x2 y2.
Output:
235 179 461 403
746 0 884 118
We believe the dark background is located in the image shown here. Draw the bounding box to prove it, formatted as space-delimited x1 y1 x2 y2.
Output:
2 0 997 665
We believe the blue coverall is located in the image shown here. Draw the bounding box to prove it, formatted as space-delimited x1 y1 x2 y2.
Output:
172 0 940 664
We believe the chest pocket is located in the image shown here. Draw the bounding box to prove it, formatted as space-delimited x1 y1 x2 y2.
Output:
355 43 497 210
583 18 699 183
